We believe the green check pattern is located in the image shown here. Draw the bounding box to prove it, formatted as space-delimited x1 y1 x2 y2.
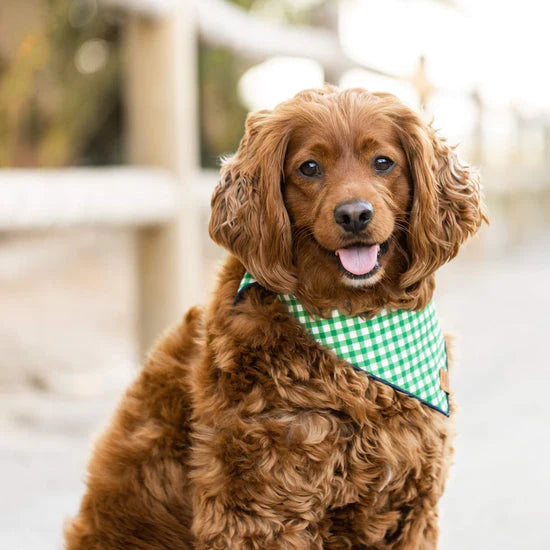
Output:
238 273 449 415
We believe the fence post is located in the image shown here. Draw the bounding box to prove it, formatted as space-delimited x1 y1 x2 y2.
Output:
124 3 201 357
470 87 484 165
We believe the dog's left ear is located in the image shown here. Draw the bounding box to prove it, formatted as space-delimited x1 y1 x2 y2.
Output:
209 109 296 293
397 110 488 290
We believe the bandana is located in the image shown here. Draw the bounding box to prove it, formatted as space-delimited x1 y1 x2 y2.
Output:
236 273 450 416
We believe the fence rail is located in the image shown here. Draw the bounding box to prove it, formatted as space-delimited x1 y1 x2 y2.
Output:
0 168 180 231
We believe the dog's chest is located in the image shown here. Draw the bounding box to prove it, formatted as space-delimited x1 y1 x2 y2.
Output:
325 389 453 509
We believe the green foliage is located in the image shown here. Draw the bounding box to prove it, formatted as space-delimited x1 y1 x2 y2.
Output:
0 0 122 167
198 46 250 168
0 0 338 168
199 0 329 168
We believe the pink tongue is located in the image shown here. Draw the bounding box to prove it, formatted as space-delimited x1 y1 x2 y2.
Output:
336 245 379 275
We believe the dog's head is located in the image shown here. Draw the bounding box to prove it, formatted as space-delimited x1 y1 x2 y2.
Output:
210 87 486 313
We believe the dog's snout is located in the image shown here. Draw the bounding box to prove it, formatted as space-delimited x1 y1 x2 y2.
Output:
334 200 374 233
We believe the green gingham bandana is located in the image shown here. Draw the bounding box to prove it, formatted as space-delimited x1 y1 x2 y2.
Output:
237 273 450 416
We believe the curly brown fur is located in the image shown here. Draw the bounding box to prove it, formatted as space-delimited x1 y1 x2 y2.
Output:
65 87 486 549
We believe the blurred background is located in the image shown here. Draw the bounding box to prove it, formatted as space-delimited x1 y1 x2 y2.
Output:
1 0 549 548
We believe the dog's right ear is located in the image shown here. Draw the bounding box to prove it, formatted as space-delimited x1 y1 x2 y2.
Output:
395 108 487 291
209 110 297 294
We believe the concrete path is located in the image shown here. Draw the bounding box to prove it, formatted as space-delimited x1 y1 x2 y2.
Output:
436 235 550 549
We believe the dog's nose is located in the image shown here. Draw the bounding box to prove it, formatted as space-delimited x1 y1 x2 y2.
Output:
334 200 374 233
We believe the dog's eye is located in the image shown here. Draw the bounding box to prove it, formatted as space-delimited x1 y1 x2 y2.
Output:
298 160 322 178
373 156 395 173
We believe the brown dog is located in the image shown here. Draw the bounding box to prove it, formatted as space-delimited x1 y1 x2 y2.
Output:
65 87 486 549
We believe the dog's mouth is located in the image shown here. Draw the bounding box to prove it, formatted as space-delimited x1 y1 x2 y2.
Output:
334 239 390 280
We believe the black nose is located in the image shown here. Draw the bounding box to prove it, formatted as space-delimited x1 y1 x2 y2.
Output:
334 200 374 233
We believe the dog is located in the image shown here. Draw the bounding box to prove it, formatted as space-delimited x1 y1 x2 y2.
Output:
65 86 486 549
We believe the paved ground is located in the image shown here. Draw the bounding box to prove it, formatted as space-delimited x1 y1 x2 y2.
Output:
435 235 550 549
1 229 549 549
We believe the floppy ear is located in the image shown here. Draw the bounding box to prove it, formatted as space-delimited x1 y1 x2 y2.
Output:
209 110 296 293
397 111 487 290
